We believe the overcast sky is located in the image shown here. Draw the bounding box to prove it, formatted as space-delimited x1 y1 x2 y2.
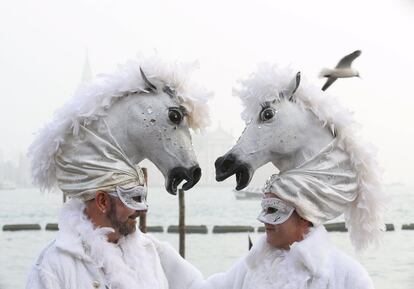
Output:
0 0 413 184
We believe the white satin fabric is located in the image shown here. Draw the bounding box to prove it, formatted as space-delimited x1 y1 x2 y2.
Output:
263 139 358 225
55 119 146 201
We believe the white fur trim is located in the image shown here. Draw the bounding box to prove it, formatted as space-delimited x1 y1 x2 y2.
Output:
55 199 168 289
243 226 373 289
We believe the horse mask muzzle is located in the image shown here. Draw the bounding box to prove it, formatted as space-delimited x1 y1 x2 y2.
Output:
166 165 202 195
215 153 253 190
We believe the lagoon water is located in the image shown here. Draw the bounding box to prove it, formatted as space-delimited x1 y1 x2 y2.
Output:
0 185 413 289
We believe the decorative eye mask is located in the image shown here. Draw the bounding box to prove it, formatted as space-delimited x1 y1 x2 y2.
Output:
108 185 148 211
257 197 295 225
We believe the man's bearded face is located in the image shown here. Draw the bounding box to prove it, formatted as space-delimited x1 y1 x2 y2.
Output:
107 197 139 236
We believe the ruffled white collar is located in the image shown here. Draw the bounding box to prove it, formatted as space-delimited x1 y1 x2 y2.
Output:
244 226 333 289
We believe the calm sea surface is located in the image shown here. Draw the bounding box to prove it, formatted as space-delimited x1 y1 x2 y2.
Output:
0 185 413 289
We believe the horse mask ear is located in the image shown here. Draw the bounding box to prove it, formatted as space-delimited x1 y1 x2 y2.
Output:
140 67 157 92
286 72 301 102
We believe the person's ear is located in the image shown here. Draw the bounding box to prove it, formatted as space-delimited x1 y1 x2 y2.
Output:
298 216 311 228
95 191 111 214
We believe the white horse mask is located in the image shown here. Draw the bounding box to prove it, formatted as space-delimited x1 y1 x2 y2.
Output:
30 57 211 197
216 72 334 189
215 64 385 250
103 74 201 194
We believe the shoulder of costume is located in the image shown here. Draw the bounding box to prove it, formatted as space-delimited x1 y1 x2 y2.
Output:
33 239 58 267
329 245 373 282
142 232 174 254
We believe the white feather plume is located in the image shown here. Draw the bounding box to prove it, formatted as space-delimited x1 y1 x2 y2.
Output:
29 54 212 192
234 63 386 251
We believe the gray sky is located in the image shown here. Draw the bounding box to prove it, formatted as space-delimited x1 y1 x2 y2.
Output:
0 0 413 184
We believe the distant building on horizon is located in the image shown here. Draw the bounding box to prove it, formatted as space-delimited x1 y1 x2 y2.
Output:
0 150 32 188
193 124 236 186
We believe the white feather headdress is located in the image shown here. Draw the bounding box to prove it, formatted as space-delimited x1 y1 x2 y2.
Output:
29 54 212 192
235 63 386 251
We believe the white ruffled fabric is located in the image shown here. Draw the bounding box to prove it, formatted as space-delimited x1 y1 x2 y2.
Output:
243 228 331 289
202 226 374 289
56 199 168 289
234 64 386 251
26 199 203 289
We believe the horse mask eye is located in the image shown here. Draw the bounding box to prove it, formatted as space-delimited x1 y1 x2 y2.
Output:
168 108 183 125
260 107 276 122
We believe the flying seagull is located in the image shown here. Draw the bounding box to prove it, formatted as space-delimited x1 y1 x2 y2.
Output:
320 50 362 91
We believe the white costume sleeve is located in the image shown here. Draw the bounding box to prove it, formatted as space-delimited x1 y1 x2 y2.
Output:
25 259 62 289
146 234 205 289
193 259 248 289
343 263 375 289
146 234 250 289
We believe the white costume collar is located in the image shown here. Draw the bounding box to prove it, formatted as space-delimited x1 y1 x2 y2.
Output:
55 199 168 289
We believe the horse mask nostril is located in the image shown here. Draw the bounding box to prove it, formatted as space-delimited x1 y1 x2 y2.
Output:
167 166 202 194
181 165 201 191
214 153 251 186
219 154 236 172
191 166 202 183
214 157 224 170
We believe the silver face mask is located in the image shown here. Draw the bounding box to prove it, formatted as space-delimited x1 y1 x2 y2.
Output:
108 185 148 211
257 197 295 225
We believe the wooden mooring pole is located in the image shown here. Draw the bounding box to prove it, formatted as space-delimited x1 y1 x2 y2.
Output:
179 188 185 258
139 168 148 233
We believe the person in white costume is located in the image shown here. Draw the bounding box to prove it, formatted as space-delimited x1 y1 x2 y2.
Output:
25 55 211 289
26 191 203 289
204 64 386 289
198 191 375 289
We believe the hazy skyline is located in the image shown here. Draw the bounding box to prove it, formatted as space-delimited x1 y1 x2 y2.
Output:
1 0 413 184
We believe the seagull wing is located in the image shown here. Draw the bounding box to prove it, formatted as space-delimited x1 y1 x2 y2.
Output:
335 50 362 68
322 77 337 91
